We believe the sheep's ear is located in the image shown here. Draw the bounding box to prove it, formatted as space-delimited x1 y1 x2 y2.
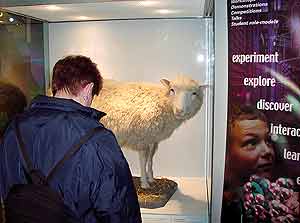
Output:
199 84 209 90
160 79 170 88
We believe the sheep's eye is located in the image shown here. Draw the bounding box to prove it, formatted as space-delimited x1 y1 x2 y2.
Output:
192 92 197 96
169 89 175 95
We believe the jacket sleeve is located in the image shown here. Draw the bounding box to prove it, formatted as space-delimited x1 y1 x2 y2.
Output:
87 131 141 223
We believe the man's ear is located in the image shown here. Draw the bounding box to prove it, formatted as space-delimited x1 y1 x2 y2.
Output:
84 82 94 94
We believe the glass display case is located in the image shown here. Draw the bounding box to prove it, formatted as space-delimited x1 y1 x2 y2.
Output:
0 1 214 222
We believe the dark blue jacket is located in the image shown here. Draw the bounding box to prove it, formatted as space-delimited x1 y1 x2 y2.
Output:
0 95 141 223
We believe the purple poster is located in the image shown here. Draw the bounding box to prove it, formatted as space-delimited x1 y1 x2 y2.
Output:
222 1 300 222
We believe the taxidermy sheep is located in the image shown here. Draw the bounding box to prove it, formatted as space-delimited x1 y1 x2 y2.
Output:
92 75 207 189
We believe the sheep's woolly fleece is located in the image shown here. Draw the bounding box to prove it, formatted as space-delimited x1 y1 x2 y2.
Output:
92 76 203 149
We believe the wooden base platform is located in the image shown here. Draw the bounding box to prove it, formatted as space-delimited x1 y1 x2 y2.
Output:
133 177 178 209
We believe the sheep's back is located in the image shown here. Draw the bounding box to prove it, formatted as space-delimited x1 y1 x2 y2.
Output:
92 83 181 147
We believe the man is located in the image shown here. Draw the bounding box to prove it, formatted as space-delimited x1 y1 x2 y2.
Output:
0 55 141 223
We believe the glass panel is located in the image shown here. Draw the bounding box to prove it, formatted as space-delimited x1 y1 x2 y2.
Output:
205 17 214 220
0 11 46 136
0 3 214 222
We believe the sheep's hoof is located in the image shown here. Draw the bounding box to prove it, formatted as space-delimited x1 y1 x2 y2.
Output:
141 181 150 189
148 176 155 183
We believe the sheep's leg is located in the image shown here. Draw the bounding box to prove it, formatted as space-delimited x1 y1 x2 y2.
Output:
138 148 150 189
147 142 158 183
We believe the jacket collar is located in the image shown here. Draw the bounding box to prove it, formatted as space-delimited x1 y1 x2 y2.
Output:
30 95 106 120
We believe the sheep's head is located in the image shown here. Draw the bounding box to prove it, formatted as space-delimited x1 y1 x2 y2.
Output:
160 75 207 120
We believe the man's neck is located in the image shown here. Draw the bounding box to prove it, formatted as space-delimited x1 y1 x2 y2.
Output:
55 91 86 106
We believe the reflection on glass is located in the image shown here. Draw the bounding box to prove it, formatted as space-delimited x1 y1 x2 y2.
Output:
0 11 45 136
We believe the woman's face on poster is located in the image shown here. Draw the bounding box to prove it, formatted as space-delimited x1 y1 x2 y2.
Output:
227 119 275 186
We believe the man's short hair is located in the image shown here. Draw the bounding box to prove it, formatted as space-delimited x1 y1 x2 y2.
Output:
52 55 103 96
